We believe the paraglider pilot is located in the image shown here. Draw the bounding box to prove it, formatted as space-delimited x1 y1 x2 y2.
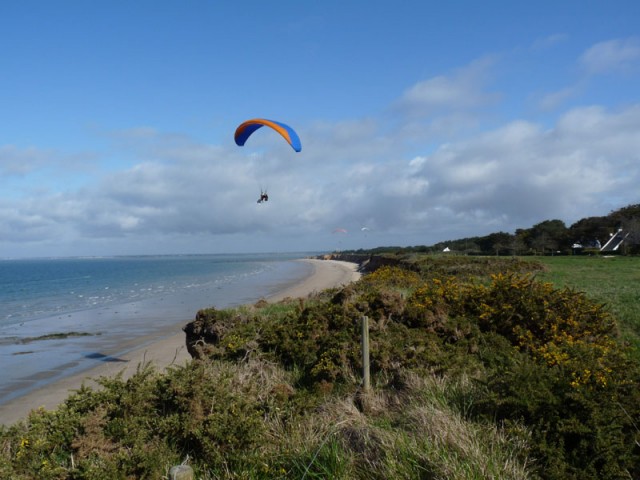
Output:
257 190 269 203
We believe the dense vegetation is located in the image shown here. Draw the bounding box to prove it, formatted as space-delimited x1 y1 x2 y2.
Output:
2 256 638 479
535 255 640 356
351 203 640 256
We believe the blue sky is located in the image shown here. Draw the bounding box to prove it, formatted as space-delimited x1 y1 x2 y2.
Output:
1 1 639 257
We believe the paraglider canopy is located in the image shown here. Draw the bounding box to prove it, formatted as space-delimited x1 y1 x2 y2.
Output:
234 118 301 152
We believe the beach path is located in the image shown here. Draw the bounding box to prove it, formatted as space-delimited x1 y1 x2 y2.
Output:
0 259 360 426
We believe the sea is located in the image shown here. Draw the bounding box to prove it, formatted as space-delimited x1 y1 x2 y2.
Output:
0 253 317 405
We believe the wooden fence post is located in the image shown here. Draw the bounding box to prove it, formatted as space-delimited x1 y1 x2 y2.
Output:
169 464 194 480
361 315 370 392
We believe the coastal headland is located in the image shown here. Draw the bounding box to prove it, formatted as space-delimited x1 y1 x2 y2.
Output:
0 258 361 426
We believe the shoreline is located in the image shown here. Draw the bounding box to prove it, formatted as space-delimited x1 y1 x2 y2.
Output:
0 259 361 426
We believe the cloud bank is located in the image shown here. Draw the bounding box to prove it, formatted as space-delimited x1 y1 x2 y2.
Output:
2 38 639 256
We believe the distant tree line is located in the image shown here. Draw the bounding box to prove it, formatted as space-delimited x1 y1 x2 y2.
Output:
352 204 640 256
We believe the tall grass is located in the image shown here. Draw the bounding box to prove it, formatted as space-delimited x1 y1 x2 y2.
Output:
0 354 534 479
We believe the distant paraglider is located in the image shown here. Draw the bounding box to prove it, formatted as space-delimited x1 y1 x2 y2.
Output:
332 228 347 251
257 189 269 204
234 118 301 203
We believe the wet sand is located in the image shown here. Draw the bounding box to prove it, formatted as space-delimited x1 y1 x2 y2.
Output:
0 259 360 426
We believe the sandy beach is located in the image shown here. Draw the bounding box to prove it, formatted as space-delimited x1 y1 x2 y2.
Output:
0 259 360 426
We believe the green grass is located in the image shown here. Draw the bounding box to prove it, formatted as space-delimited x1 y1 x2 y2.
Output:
533 255 640 355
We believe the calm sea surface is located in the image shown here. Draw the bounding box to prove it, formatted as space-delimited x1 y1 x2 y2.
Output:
0 253 317 404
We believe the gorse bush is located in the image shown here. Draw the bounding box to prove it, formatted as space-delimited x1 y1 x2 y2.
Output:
461 274 640 479
2 257 639 479
184 264 640 479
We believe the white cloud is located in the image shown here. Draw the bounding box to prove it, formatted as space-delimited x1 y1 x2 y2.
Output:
0 145 63 178
0 146 39 177
411 104 640 231
537 85 580 111
381 177 429 197
6 99 639 253
394 56 500 118
580 37 640 74
534 37 639 112
531 33 569 51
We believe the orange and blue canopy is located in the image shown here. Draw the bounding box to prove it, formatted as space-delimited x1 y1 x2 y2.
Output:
234 118 301 152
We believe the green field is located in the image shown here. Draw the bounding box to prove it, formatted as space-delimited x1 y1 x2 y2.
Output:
533 255 640 355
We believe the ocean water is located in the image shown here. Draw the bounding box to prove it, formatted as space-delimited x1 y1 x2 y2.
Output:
0 253 316 404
